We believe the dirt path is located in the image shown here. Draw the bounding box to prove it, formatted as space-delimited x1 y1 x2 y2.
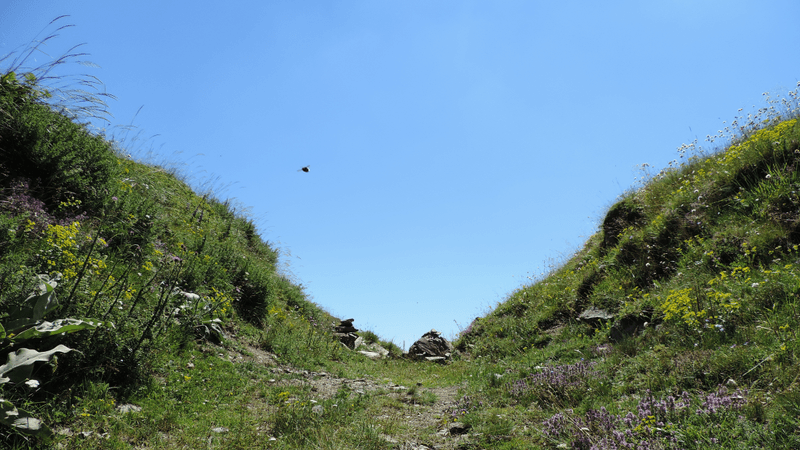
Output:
233 344 471 449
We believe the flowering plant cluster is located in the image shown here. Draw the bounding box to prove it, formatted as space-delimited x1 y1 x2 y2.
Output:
204 286 233 317
1 180 87 234
659 264 751 334
43 221 108 280
542 387 749 449
509 361 601 404
445 395 483 424
460 318 479 338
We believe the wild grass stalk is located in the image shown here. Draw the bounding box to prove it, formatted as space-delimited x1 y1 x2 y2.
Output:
131 259 184 358
85 257 121 317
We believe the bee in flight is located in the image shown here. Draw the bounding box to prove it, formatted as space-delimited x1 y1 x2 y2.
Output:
298 165 310 173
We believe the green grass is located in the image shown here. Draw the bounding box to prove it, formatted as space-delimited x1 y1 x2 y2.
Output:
3 26 800 448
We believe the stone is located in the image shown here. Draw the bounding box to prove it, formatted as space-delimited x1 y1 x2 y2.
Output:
424 356 447 364
358 351 383 360
335 334 363 350
359 341 390 358
407 329 454 362
448 422 471 435
334 318 359 334
578 306 614 324
115 404 142 414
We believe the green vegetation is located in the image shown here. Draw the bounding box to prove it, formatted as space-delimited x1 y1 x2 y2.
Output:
2 26 800 449
450 88 800 448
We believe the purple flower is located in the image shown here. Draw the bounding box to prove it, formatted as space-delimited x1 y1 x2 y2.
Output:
510 361 601 397
539 384 750 449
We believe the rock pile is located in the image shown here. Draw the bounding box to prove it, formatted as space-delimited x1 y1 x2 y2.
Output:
407 329 453 363
333 318 363 350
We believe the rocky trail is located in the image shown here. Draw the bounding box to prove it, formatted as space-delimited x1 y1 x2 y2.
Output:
230 344 472 450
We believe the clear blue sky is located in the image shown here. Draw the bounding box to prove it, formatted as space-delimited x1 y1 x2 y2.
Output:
3 1 800 350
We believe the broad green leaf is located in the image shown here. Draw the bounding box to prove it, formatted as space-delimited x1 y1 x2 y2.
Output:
10 318 104 342
31 276 59 320
0 323 5 340
0 345 73 383
0 398 52 437
4 276 60 333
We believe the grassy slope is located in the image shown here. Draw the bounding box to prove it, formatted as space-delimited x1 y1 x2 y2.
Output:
0 67 359 448
2 58 800 448
451 105 800 448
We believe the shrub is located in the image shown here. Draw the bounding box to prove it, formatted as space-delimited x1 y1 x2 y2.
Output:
0 71 117 213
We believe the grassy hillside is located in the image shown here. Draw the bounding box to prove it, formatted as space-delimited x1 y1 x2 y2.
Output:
0 44 369 448
2 34 800 449
449 89 800 448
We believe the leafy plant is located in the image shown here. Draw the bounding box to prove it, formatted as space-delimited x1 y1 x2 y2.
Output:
0 274 106 438
172 287 232 343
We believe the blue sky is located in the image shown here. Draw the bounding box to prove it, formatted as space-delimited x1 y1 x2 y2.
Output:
3 1 800 349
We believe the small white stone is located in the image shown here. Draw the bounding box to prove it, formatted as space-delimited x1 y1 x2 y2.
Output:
116 404 142 414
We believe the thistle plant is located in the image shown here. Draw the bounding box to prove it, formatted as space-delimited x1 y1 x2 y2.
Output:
172 286 233 343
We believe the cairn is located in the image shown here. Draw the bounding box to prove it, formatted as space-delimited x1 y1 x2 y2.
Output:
333 318 362 350
406 329 453 363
